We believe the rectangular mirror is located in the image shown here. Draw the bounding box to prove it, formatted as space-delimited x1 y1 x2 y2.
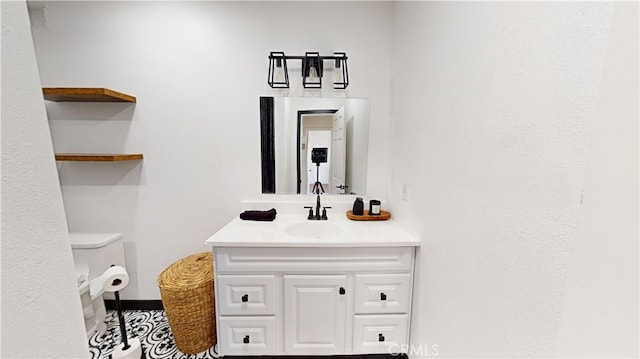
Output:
260 97 370 194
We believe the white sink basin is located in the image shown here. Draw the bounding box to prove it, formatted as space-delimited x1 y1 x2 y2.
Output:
284 221 343 239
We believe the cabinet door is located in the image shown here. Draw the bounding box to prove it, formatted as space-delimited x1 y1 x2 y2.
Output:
283 275 347 354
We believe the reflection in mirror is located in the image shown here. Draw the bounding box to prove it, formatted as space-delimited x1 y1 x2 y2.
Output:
260 97 370 194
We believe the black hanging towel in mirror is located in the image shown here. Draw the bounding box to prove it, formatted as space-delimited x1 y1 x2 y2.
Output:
259 97 275 193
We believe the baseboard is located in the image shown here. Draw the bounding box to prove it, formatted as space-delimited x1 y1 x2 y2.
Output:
104 299 164 311
224 355 408 359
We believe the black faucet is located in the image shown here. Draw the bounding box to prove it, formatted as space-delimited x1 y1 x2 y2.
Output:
315 193 322 219
304 192 331 220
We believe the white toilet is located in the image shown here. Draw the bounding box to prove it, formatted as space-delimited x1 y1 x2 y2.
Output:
70 232 126 337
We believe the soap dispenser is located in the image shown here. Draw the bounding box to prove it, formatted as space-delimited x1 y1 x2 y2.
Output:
352 197 364 215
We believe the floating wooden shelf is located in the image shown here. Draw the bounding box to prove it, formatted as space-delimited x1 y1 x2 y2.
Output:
43 88 136 103
55 153 143 162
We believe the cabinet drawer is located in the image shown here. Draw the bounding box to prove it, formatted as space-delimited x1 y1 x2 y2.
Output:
353 314 408 354
215 247 414 273
354 273 411 314
217 275 275 315
218 316 276 355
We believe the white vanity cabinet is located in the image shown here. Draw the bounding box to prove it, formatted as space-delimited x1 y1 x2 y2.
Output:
212 246 417 356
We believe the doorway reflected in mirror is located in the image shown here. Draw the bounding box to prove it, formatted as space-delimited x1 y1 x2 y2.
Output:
260 97 370 194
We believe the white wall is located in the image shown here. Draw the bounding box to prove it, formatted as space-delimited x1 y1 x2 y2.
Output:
390 1 637 358
555 2 639 356
345 100 369 194
29 1 393 299
1 1 89 357
274 97 289 192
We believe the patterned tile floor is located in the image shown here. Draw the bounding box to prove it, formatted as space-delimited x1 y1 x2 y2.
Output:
89 310 218 359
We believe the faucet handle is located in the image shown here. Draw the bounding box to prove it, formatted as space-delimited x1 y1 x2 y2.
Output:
321 206 332 220
304 206 314 220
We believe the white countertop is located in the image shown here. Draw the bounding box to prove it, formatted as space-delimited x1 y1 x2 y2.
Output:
205 213 420 248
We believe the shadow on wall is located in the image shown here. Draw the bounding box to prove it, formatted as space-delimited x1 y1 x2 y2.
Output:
122 242 140 298
57 161 144 186
46 102 136 121
46 102 137 156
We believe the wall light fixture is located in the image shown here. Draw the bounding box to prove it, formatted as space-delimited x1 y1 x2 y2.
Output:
268 51 349 90
267 52 289 89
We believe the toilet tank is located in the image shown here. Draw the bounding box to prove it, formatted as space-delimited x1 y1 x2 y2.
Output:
69 232 126 280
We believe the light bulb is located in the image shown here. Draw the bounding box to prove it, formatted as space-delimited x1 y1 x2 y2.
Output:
274 58 285 83
309 66 318 79
275 66 284 83
334 63 344 84
303 54 322 88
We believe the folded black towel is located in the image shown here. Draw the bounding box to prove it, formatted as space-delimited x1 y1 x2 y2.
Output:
239 208 277 221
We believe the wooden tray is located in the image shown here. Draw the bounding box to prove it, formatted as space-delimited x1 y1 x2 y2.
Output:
346 210 391 221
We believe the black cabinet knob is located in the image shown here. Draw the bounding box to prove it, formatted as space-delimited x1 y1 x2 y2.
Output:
380 292 387 301
241 294 249 302
378 333 385 342
339 287 346 295
243 335 250 344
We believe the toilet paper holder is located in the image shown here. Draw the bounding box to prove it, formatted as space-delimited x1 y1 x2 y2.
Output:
89 265 129 300
91 265 144 359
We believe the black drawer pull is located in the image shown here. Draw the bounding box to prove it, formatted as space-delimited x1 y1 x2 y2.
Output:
241 294 249 302
378 333 385 342
380 292 387 301
339 287 346 295
243 335 250 344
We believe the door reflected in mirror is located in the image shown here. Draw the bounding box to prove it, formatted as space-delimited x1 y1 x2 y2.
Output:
260 97 370 194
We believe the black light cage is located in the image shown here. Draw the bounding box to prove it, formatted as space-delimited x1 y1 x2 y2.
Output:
302 52 322 89
333 52 349 90
267 52 289 89
267 51 349 90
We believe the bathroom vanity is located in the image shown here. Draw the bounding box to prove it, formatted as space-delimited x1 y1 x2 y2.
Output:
205 207 420 356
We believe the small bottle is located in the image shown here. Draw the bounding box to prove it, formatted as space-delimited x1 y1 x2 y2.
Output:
352 197 364 215
369 200 381 215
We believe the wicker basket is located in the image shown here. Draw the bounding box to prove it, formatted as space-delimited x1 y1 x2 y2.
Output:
157 252 216 354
